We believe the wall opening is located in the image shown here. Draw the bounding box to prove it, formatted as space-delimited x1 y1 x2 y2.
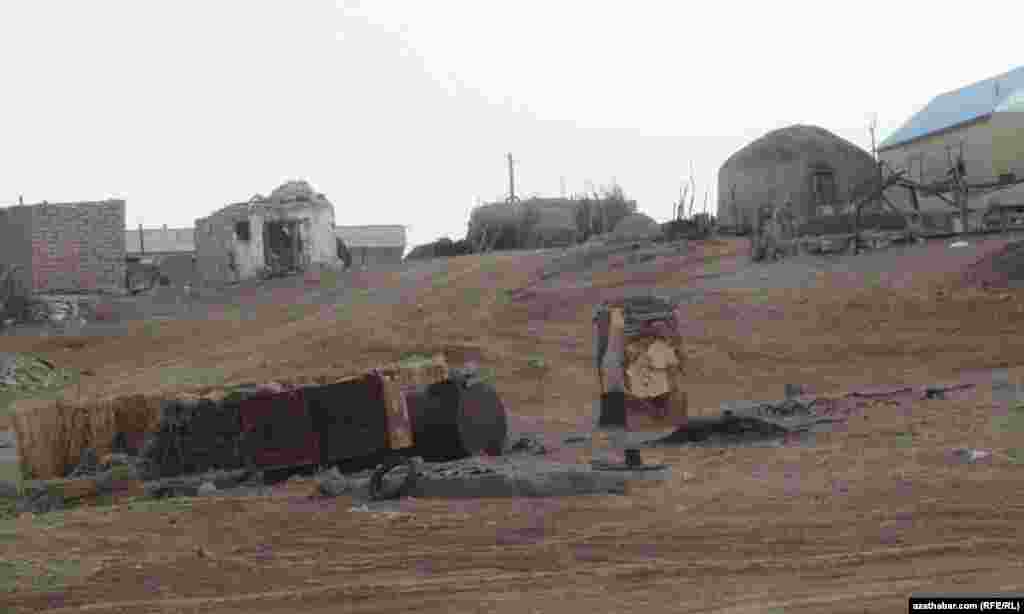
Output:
811 167 837 206
263 220 301 273
235 221 251 241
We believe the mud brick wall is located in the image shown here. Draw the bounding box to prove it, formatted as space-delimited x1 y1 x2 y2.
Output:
29 200 126 293
0 205 35 293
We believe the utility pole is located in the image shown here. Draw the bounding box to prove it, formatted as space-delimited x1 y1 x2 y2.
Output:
506 153 518 203
868 113 878 162
560 176 566 199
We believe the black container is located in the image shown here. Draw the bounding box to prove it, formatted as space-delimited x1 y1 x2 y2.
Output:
404 379 508 462
304 375 390 466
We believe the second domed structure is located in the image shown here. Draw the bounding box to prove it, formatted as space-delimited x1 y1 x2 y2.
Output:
716 124 877 231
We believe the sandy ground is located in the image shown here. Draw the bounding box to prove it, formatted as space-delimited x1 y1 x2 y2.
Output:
2 236 1024 613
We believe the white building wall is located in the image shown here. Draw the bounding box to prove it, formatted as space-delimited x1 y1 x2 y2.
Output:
196 200 339 285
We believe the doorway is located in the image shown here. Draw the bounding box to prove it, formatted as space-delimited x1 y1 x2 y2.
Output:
263 220 301 273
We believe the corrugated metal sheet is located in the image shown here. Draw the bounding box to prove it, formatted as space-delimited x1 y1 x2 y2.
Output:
335 225 406 248
125 227 195 254
995 88 1024 113
879 65 1024 151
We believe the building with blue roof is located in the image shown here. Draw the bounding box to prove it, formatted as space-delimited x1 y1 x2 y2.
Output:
878 65 1024 230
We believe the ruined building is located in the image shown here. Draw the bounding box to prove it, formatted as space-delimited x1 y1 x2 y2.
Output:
0 199 126 294
717 125 878 232
194 180 339 285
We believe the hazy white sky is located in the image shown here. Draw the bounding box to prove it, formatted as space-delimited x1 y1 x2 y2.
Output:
2 1 1022 251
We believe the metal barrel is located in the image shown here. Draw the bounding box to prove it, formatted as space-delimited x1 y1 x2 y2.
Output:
404 379 508 462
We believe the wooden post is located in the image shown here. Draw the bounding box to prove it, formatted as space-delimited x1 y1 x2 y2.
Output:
601 308 626 395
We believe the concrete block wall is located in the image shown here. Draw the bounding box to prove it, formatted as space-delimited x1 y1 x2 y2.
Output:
0 205 34 293
29 200 126 293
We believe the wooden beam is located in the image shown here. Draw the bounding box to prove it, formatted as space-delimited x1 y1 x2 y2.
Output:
601 308 626 395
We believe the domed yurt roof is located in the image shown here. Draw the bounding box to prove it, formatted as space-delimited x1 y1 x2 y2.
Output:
268 180 327 204
722 124 873 170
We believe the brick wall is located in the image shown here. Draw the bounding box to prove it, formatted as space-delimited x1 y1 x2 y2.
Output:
0 205 34 293
28 200 126 293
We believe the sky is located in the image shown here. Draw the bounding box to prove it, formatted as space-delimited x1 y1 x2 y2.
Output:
2 1 1023 252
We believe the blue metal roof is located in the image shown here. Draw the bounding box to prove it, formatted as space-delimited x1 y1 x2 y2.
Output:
879 65 1024 150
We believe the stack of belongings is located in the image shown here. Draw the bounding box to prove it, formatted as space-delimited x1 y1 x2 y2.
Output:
176 396 243 475
233 383 317 470
592 295 688 437
142 393 246 479
141 355 456 481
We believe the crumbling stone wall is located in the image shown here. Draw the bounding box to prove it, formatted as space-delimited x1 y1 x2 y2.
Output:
0 200 125 294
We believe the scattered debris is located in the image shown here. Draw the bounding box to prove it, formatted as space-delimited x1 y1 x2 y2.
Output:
963 240 1024 289
921 383 974 400
784 383 806 399
847 386 914 399
315 467 351 497
197 481 218 497
24 295 99 325
506 436 547 456
14 489 65 515
369 457 419 501
144 469 252 499
0 353 76 394
951 448 992 463
0 480 19 498
406 458 629 498
67 448 101 478
653 396 838 447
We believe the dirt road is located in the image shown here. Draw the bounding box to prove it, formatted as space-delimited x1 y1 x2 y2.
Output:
2 236 1024 613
